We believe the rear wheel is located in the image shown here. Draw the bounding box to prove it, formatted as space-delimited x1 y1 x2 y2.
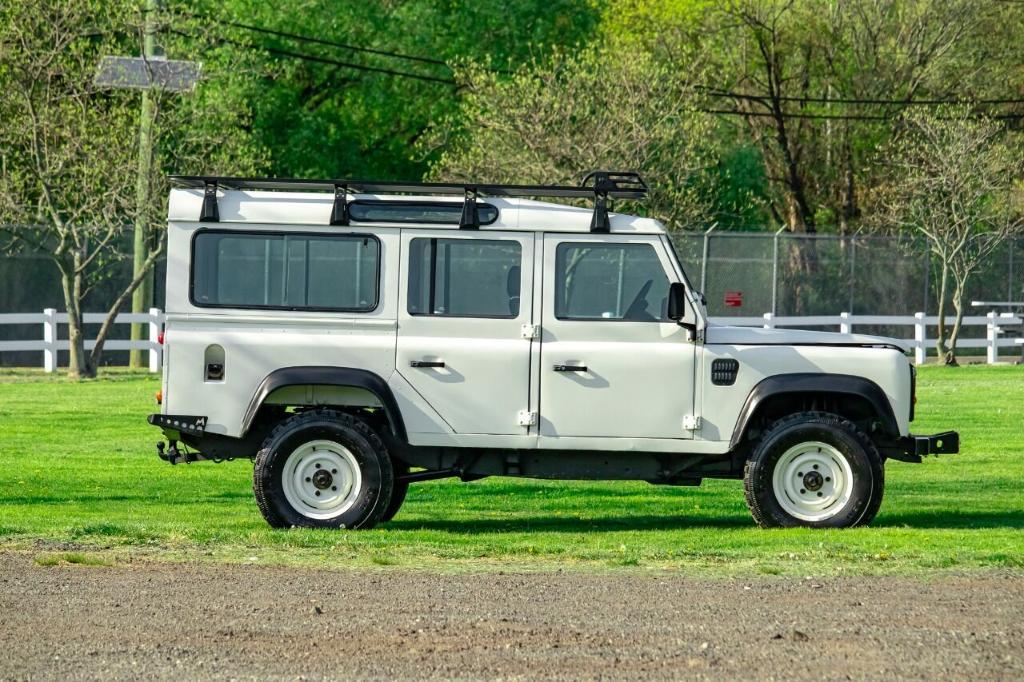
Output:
743 412 883 528
253 409 393 529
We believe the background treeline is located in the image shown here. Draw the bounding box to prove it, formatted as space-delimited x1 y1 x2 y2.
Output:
178 0 1023 233
1 0 1023 371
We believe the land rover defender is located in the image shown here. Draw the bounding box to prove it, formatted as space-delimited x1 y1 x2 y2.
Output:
149 172 959 529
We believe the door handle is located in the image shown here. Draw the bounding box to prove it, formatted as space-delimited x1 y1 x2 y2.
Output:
553 364 587 372
411 360 445 368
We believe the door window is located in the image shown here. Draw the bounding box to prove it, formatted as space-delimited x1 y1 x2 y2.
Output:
408 238 522 318
554 242 670 322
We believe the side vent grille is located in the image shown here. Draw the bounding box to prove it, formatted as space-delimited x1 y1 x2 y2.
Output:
711 359 740 386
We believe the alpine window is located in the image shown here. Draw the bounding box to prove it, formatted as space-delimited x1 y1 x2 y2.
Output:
191 231 379 311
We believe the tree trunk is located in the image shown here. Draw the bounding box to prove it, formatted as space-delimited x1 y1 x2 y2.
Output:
945 275 969 366
60 255 90 380
934 259 950 361
89 237 165 370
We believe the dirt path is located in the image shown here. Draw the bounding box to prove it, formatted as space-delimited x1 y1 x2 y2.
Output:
0 552 1019 680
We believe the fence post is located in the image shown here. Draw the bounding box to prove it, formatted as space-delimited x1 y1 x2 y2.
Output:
42 308 57 373
700 223 716 294
914 312 927 365
771 225 785 316
763 312 775 329
839 311 851 335
986 311 999 365
148 307 162 373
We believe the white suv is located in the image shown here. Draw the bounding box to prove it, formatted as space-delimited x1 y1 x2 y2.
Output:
149 172 959 530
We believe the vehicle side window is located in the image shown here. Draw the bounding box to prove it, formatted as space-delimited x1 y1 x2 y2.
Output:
408 238 522 318
555 242 670 322
191 231 379 311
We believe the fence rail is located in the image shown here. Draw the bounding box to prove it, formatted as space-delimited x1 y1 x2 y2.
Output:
708 312 1024 364
0 308 164 372
1 308 1020 372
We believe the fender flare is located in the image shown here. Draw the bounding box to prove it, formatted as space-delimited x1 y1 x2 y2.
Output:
241 366 407 442
728 373 899 450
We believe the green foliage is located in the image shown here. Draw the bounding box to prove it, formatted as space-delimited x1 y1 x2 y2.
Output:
425 47 718 229
0 365 1021 575
198 0 605 179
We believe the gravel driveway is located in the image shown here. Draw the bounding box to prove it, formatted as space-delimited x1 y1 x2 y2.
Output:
0 552 1019 680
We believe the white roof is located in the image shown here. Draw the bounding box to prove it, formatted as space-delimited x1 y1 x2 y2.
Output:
167 188 667 234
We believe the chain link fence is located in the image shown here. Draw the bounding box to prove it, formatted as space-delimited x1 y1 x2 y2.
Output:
672 231 1023 309
3 230 1023 365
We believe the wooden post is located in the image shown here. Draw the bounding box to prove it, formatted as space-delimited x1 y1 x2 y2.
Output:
148 307 162 373
914 312 927 365
42 308 57 372
986 311 999 365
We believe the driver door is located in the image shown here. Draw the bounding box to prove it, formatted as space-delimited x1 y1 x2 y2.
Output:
538 233 696 440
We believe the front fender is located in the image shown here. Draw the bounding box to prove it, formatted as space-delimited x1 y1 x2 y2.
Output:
728 373 900 450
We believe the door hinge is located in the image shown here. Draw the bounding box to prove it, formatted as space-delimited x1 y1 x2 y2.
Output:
520 324 540 339
517 410 538 427
682 414 701 431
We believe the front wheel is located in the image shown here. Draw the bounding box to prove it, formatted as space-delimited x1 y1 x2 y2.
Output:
253 409 393 529
743 412 884 528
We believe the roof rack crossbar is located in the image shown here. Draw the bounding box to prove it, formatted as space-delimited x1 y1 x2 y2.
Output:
330 184 350 226
199 180 219 223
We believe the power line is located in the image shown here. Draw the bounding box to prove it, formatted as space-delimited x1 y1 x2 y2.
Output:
170 28 457 86
697 86 1024 107
176 8 452 70
699 107 1024 121
698 108 889 121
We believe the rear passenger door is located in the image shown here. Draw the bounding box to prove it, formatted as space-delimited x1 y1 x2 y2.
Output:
397 230 535 435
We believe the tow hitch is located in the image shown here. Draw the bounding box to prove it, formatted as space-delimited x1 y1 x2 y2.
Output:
886 430 960 463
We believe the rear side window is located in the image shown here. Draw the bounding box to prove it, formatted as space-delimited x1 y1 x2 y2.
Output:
407 238 522 318
554 242 670 321
191 231 379 311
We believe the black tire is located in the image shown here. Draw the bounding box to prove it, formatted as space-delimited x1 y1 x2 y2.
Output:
381 461 409 523
253 409 393 529
743 411 884 529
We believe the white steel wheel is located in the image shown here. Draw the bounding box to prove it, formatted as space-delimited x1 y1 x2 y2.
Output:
281 439 363 520
771 441 854 523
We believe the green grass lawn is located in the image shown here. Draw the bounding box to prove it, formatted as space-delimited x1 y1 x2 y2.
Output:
1 365 1021 576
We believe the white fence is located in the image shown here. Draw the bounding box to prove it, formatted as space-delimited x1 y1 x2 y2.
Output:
1 308 1021 372
708 312 1024 365
0 308 164 372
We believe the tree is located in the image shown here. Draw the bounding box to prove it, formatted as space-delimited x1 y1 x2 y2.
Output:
423 47 717 229
202 0 605 180
605 0 1023 234
0 0 262 378
870 108 1023 365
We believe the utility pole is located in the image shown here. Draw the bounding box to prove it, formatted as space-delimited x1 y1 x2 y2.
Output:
129 0 160 368
94 0 199 367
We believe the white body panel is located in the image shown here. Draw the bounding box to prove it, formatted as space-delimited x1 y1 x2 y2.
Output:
395 230 536 436
161 188 913 454
537 233 697 440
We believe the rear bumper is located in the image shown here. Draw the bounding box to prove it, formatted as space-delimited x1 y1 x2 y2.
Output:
885 430 959 463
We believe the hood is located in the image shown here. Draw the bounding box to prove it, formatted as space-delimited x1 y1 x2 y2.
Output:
705 324 910 353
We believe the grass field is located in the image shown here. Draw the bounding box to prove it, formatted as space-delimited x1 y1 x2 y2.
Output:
1 366 1021 576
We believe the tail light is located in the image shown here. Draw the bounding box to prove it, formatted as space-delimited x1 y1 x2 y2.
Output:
909 364 916 422
155 389 163 405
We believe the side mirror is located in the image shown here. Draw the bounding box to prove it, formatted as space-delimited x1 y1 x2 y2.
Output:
667 282 697 340
667 282 688 321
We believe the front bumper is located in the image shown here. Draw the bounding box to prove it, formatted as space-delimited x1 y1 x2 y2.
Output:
887 430 960 463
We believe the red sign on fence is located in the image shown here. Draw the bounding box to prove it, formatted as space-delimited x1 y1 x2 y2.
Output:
724 291 743 308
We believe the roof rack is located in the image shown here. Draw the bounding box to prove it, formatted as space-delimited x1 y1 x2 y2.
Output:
170 170 647 232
